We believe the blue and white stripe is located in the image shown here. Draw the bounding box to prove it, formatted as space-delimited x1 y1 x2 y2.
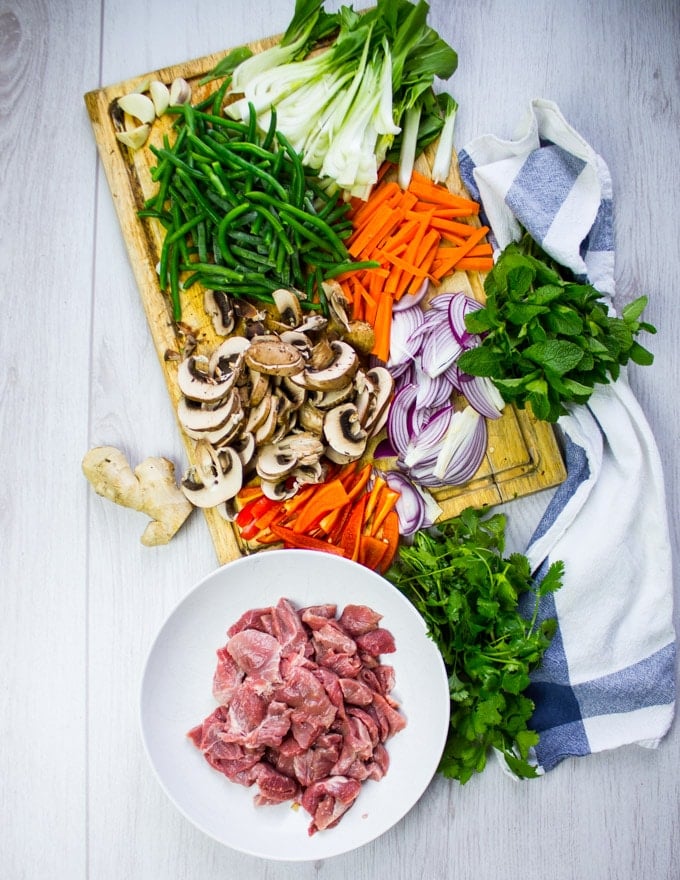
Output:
459 99 676 771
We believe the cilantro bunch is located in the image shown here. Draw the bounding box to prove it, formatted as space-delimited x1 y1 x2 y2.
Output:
457 235 656 422
385 508 563 783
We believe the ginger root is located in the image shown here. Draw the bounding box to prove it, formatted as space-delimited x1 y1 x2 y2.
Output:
82 446 193 546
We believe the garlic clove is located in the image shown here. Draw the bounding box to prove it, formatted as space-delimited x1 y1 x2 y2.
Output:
117 92 156 125
116 124 151 150
149 80 170 117
169 77 192 106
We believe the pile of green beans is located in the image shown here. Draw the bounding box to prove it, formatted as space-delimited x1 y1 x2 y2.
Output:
140 92 375 321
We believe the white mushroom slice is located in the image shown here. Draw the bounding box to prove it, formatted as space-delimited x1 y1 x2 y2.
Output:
117 92 156 125
229 432 256 467
180 442 243 508
272 288 304 328
256 442 299 481
254 396 280 444
279 330 313 360
363 366 395 437
176 390 240 435
298 401 324 435
245 391 273 434
177 355 235 404
322 279 351 331
149 79 170 116
244 338 305 377
182 402 245 447
260 477 298 502
290 340 359 392
277 376 306 412
115 124 150 150
313 381 356 411
293 460 327 485
208 336 251 375
204 289 236 336
297 314 328 336
248 370 270 407
323 402 368 460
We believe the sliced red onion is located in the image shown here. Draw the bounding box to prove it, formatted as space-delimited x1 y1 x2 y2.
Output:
414 366 455 410
458 374 505 420
419 319 464 377
387 383 418 458
388 307 423 371
391 277 430 312
384 469 443 536
448 292 483 348
402 405 453 468
433 407 486 483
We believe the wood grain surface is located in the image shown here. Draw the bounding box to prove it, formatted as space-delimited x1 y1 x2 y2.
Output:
2 1 678 879
84 43 566 564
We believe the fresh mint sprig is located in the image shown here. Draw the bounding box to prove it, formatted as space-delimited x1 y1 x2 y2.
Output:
457 234 657 422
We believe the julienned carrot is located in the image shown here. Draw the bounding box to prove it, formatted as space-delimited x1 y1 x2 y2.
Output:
339 165 493 355
231 462 403 572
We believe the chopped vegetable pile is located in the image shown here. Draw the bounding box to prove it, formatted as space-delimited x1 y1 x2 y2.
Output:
233 462 401 572
385 507 564 782
338 169 493 362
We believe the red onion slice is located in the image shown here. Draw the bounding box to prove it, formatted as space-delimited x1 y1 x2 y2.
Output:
448 292 483 348
391 277 430 311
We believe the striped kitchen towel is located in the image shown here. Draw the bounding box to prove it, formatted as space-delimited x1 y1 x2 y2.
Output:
458 99 676 771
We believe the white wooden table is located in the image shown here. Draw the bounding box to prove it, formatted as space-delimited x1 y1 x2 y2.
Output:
2 1 678 877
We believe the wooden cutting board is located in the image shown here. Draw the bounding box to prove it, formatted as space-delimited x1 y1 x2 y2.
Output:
84 32 566 565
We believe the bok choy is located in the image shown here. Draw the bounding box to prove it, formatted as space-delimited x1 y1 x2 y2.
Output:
223 0 458 198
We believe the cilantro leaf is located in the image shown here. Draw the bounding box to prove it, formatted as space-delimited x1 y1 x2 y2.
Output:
385 508 563 784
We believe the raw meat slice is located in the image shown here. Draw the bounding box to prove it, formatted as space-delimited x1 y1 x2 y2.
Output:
355 628 396 656
300 776 362 835
338 603 383 636
212 646 244 706
227 629 282 683
227 607 273 636
271 597 308 655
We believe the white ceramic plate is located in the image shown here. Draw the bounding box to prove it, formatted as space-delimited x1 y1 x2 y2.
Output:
140 549 449 861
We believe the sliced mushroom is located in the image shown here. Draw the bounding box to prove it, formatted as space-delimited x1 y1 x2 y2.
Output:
298 400 325 436
180 442 243 507
323 279 351 332
293 460 327 485
290 340 359 392
272 288 304 328
228 431 256 467
177 355 235 404
253 395 280 444
260 477 298 502
323 402 368 461
279 329 313 360
176 389 240 436
244 337 305 377
204 290 236 336
248 370 270 407
245 390 274 434
362 366 395 436
311 381 356 411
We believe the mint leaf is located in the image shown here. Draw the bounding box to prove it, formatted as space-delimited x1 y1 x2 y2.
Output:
523 339 584 374
457 234 657 421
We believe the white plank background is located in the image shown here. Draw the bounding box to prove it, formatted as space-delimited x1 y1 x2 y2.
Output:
1 0 678 877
